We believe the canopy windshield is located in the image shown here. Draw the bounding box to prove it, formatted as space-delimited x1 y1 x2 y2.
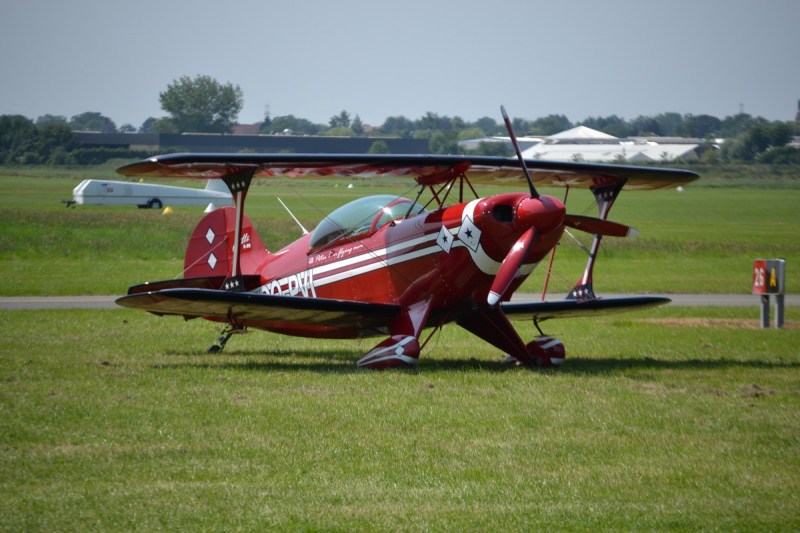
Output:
310 195 425 249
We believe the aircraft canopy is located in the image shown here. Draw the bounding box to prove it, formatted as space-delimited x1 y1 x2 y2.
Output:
310 194 426 248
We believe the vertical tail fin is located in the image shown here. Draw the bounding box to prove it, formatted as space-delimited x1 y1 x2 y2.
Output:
184 206 270 280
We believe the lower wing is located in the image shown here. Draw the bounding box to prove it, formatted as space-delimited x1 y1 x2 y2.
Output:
116 288 400 336
500 296 670 321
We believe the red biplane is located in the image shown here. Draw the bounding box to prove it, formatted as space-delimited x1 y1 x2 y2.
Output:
116 110 698 368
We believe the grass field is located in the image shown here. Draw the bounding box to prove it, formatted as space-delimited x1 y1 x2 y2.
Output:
2 307 798 530
1 163 799 530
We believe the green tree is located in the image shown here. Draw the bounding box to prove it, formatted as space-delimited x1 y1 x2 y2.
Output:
677 114 722 138
757 146 800 164
457 127 487 140
473 116 501 135
152 117 179 134
139 117 159 133
418 112 453 132
261 115 322 135
351 115 364 135
652 112 684 136
329 110 351 129
471 140 511 157
37 122 78 159
69 111 117 133
35 114 67 126
159 75 243 133
0 115 38 163
765 122 794 147
719 113 765 138
630 115 663 136
582 115 630 137
719 123 792 162
325 126 355 137
423 130 460 154
368 140 390 154
530 114 572 135
379 116 415 137
511 117 532 135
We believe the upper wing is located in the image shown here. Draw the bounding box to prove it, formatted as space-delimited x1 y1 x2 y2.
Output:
500 296 671 321
117 288 400 336
117 153 698 191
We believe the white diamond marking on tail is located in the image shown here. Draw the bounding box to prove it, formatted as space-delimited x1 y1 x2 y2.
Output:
208 252 218 270
205 227 215 245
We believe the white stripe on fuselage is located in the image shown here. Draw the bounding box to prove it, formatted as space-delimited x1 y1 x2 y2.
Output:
259 200 539 296
311 231 439 276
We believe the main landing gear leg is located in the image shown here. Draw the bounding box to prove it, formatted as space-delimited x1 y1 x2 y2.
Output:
208 323 246 353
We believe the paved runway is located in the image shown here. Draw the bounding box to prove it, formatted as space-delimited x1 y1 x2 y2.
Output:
1 293 797 310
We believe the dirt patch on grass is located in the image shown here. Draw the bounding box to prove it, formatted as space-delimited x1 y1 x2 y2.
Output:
639 318 800 330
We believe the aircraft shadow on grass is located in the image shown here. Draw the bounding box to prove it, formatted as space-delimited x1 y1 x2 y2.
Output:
158 349 800 374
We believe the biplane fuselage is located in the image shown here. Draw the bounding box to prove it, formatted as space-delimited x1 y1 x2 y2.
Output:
238 192 565 338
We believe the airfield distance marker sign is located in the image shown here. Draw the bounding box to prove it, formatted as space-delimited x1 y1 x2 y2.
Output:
753 258 786 328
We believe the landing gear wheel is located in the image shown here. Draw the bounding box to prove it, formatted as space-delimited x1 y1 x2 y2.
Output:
526 337 566 368
207 344 222 354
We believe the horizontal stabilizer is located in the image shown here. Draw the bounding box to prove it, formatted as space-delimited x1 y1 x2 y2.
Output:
501 296 670 322
126 275 262 295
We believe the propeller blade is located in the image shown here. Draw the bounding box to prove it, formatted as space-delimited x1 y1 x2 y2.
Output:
500 105 539 199
488 228 537 306
563 214 638 238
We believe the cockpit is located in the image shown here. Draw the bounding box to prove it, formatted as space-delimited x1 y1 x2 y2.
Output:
309 194 426 249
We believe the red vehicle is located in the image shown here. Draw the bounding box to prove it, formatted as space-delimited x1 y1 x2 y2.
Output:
117 112 697 369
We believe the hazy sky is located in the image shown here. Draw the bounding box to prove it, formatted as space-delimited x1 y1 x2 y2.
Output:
2 0 798 129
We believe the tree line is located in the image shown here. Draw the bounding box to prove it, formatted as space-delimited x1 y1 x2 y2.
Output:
1 74 799 165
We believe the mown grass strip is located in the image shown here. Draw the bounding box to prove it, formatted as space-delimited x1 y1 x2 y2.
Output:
2 174 799 295
1 306 798 530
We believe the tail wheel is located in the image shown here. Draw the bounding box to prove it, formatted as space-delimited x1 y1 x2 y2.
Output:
526 336 565 368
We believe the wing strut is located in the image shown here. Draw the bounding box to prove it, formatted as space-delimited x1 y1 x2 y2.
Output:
567 181 626 301
222 169 256 290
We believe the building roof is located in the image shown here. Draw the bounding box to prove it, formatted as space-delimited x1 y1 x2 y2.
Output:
547 126 617 140
521 142 700 163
